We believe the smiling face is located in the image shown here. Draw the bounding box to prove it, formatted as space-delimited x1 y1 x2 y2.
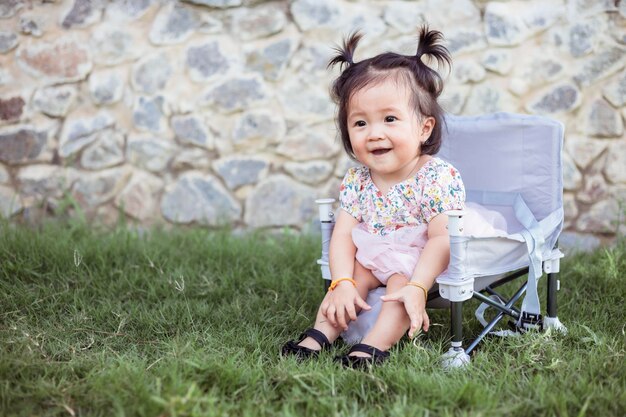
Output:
347 77 434 184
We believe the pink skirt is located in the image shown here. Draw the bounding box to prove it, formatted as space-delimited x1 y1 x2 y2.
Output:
352 223 428 285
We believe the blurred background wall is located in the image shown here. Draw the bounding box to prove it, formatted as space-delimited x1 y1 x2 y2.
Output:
0 0 624 249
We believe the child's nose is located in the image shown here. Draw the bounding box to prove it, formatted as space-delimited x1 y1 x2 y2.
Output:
367 123 385 140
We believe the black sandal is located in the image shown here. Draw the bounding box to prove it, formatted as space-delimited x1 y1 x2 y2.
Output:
281 328 332 359
336 343 390 369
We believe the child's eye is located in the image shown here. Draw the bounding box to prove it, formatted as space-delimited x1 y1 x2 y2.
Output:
354 120 366 127
385 116 397 123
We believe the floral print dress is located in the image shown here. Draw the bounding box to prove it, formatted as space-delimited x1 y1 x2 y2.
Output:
339 157 465 283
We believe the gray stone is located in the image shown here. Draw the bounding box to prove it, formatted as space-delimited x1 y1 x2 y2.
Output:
569 0 617 15
106 0 154 21
32 84 77 118
574 46 626 87
0 126 51 165
183 0 242 7
344 5 387 44
0 164 8 184
186 41 231 83
149 3 200 46
526 58 563 86
481 50 512 75
132 53 172 94
0 0 23 19
526 84 581 115
0 32 19 54
563 193 578 224
291 0 340 32
231 4 286 40
569 22 595 57
483 1 561 46
577 172 608 204
231 110 285 150
244 175 316 228
127 135 176 173
197 12 224 34
278 78 334 122
81 129 125 170
246 38 296 81
133 96 166 133
383 1 426 34
161 172 241 225
214 156 269 189
604 141 626 184
452 60 486 84
19 14 44 37
115 170 164 221
0 95 26 124
72 167 132 208
172 114 213 149
484 3 527 46
558 231 601 254
446 28 487 55
17 37 92 83
276 124 340 161
0 185 22 218
289 41 334 74
0 68 12 86
284 160 333 185
586 99 624 138
17 165 74 200
577 199 620 234
171 148 212 171
89 69 125 105
199 75 269 113
562 152 582 191
602 73 626 107
565 137 607 170
440 85 470 115
62 0 104 29
60 111 115 157
91 26 139 66
464 84 517 115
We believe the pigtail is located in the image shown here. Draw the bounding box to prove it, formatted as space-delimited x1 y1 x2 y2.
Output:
414 25 451 98
328 31 363 71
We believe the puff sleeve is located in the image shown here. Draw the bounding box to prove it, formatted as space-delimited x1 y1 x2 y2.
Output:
339 167 363 222
419 162 465 224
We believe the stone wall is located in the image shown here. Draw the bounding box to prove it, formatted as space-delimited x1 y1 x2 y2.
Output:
0 0 624 248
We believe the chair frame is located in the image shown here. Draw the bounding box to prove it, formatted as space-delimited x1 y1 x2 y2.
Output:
315 200 566 368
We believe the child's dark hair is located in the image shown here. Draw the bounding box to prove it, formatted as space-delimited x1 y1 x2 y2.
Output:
328 26 451 158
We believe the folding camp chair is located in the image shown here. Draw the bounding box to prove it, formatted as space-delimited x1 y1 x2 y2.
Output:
316 112 566 368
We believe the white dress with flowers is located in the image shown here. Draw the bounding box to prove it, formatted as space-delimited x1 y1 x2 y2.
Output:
339 157 465 284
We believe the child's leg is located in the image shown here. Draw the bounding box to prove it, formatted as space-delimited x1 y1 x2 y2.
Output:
351 273 410 357
297 260 380 350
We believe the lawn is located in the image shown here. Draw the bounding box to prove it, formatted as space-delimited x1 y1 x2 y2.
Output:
0 222 624 417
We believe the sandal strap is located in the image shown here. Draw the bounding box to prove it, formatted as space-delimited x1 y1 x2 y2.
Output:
348 343 390 358
301 328 331 349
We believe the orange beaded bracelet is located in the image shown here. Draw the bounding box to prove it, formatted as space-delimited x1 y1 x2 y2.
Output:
328 278 357 292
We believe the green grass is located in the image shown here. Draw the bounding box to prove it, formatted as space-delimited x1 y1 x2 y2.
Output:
0 222 624 417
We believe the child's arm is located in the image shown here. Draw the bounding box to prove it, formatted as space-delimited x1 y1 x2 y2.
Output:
380 213 449 338
320 210 371 330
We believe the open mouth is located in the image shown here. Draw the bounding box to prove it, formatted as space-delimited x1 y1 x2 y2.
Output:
371 148 391 155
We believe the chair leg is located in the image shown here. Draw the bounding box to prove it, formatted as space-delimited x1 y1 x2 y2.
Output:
442 301 470 369
544 272 568 333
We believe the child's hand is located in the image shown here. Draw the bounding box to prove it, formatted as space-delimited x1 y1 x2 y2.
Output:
321 284 371 331
381 286 430 338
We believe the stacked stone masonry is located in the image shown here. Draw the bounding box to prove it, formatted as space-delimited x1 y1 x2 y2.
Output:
0 0 625 248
